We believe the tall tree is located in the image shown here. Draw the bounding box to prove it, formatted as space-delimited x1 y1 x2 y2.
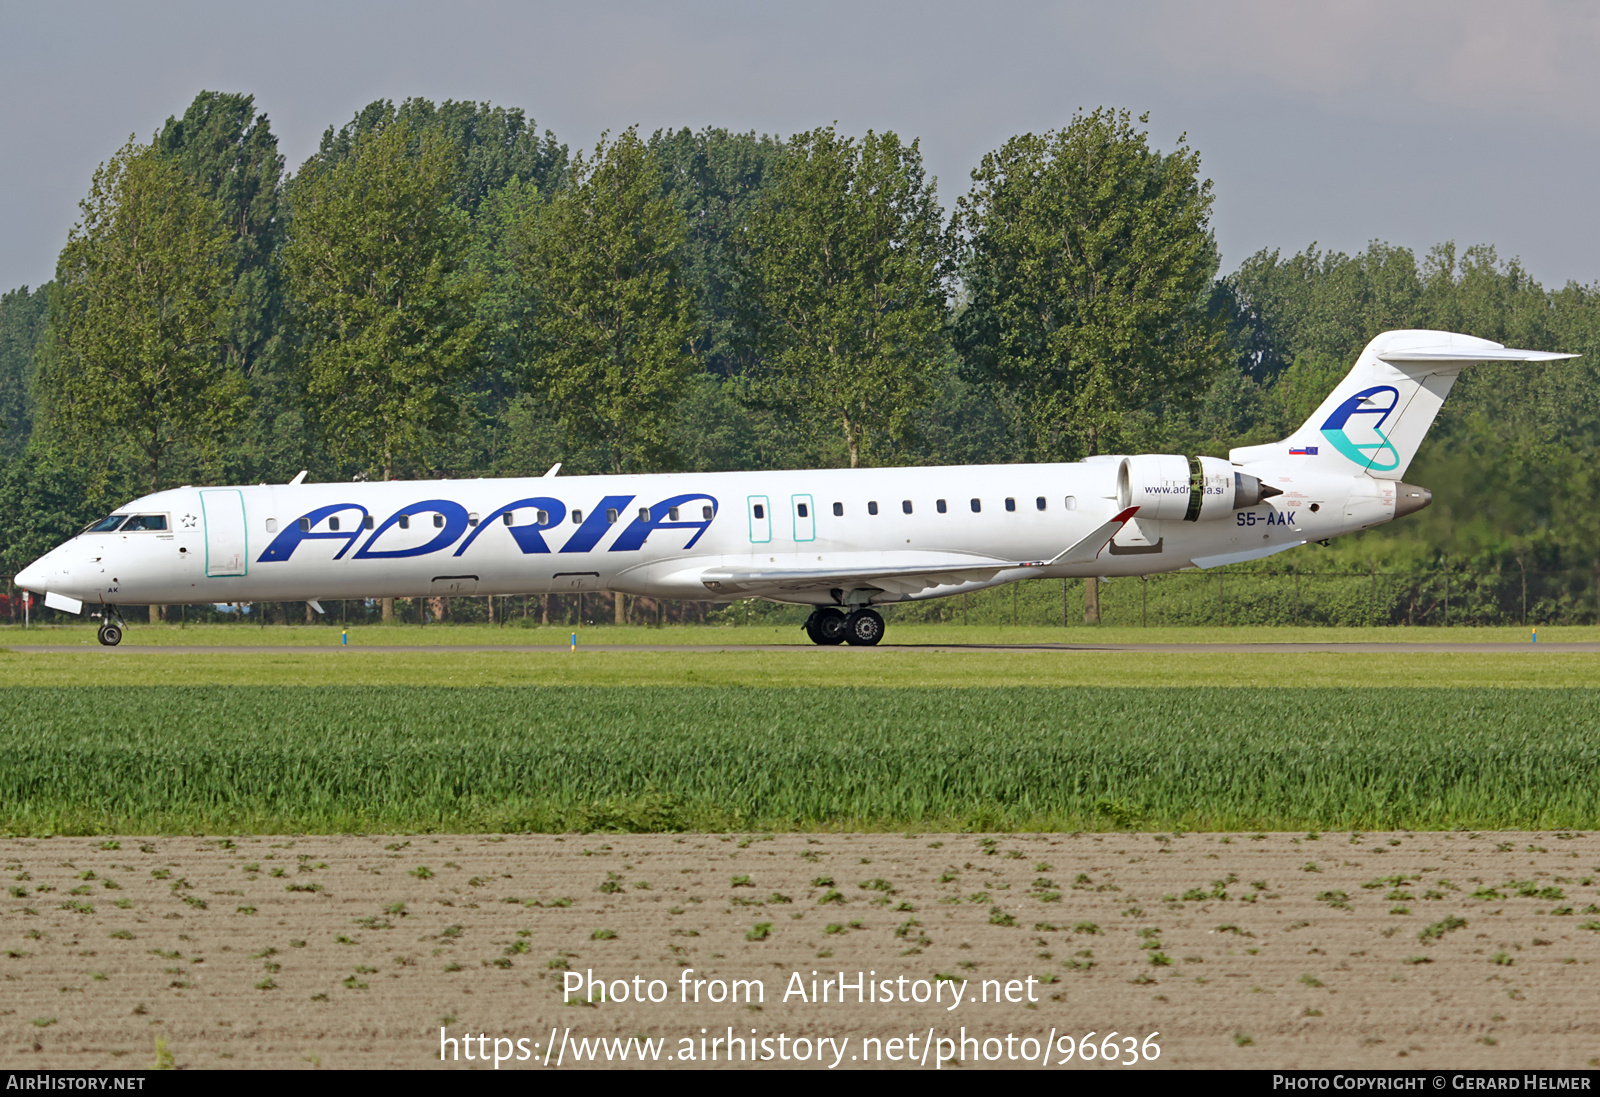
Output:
283 122 484 481
39 137 239 493
953 109 1222 462
519 127 696 474
650 127 786 378
155 92 286 380
1224 241 1422 377
0 284 50 460
308 98 566 216
741 126 947 468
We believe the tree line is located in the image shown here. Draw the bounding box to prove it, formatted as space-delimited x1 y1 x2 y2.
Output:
3 90 1599 610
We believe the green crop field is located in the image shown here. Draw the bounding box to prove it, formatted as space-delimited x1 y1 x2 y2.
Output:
2 685 1598 835
4 646 1600 688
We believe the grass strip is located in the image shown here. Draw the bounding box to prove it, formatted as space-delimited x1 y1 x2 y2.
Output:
4 622 1598 646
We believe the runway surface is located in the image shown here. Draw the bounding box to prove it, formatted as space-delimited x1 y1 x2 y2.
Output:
8 641 1600 654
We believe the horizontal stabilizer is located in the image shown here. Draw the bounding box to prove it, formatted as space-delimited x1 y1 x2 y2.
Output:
1378 348 1576 366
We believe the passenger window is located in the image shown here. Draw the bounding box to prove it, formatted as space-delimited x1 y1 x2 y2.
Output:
363 515 375 530
265 518 278 534
902 500 913 514
1036 497 1046 511
753 504 765 519
503 511 515 526
433 513 444 528
329 516 341 532
467 513 478 527
936 499 947 514
970 499 981 513
572 510 583 524
668 507 680 521
298 517 310 532
606 508 618 524
1064 496 1077 511
638 507 650 521
797 503 808 518
1005 497 1016 512
832 502 843 517
868 501 879 515
702 505 713 520
536 510 549 525
398 515 410 530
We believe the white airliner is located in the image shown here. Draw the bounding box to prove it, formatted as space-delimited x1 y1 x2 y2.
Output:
14 330 1573 646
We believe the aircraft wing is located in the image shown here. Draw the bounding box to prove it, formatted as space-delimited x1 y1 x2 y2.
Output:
698 508 1138 596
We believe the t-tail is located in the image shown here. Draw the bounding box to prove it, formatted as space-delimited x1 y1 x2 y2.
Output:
1230 329 1575 480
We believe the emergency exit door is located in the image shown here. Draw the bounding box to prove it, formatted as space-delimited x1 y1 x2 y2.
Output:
747 496 771 543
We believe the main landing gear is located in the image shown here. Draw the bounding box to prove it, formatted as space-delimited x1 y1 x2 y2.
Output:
803 607 885 646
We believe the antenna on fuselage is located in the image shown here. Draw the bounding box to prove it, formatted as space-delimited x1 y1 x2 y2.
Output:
543 463 561 478
288 470 308 486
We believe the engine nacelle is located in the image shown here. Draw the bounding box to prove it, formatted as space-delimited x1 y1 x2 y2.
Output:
1117 454 1280 522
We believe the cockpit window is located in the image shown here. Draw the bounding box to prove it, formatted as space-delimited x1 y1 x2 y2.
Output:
84 514 129 533
121 515 168 532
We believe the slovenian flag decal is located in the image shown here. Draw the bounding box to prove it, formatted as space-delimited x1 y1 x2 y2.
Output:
1289 446 1318 456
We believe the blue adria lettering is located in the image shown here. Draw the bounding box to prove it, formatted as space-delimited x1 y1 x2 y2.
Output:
560 495 637 554
611 494 719 551
453 497 567 556
354 499 472 560
255 494 719 564
256 503 371 562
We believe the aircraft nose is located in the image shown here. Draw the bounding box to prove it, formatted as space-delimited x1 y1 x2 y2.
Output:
15 558 48 592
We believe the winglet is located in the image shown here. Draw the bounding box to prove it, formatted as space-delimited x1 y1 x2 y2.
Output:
1047 507 1140 566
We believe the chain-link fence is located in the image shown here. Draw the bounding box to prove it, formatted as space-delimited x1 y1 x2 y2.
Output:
5 565 1598 630
886 565 1600 628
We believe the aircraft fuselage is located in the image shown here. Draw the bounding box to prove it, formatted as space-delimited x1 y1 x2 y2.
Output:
16 459 1396 610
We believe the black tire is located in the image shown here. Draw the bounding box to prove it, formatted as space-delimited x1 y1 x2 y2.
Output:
804 607 848 645
97 624 123 647
843 608 884 646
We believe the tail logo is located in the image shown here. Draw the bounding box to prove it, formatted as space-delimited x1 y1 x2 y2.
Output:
1319 385 1401 471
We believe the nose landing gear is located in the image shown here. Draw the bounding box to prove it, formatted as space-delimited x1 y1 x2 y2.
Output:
91 608 127 647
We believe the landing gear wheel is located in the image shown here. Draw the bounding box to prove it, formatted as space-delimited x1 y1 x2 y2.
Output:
97 623 123 647
804 607 848 646
843 608 884 646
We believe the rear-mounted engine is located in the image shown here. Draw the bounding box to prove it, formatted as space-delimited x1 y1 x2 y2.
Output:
1116 454 1281 522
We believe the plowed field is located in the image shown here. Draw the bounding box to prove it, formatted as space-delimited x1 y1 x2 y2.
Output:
3 831 1596 1069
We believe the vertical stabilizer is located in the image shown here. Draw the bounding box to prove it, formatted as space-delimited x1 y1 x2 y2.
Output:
1229 330 1575 480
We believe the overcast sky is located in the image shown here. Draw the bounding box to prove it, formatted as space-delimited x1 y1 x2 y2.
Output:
5 1 1599 292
